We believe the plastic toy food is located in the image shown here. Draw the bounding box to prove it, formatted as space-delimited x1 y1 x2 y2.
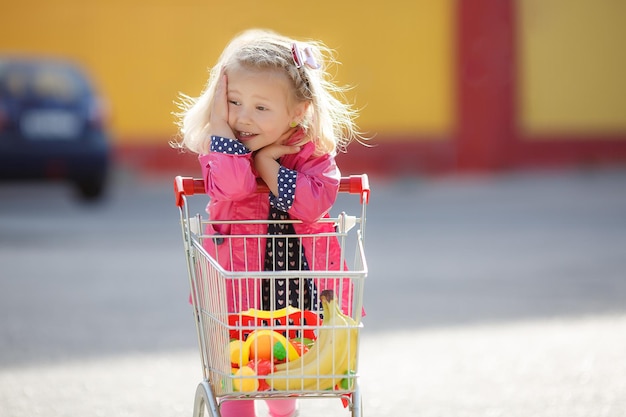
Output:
228 306 320 340
229 339 245 367
292 337 314 348
246 359 274 391
226 297 360 393
240 329 300 366
249 333 276 361
233 366 259 392
273 341 287 361
288 340 309 356
268 290 359 391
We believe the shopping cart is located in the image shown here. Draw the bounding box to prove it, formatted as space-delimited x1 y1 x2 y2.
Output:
174 174 370 417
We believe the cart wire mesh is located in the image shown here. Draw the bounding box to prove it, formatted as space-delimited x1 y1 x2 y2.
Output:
175 175 369 406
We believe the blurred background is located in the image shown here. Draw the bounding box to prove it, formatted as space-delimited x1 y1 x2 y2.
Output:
1 1 626 416
2 0 626 178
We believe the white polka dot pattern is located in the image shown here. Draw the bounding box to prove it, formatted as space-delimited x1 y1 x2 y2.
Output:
210 135 249 154
270 166 297 211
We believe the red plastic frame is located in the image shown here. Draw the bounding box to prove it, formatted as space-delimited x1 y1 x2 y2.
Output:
175 174 370 207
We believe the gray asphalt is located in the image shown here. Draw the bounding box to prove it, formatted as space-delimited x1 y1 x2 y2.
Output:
1 167 625 416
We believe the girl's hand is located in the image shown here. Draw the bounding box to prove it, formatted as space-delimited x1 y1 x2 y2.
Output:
255 143 301 161
254 144 301 196
209 73 235 140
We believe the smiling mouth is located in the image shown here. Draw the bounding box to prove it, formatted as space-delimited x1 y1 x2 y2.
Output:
236 131 257 141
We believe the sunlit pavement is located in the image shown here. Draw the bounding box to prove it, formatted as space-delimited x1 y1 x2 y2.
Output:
1 314 625 417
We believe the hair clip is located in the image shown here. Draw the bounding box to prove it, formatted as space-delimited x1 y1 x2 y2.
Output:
291 43 321 70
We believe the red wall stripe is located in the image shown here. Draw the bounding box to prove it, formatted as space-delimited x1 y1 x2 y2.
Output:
456 0 517 171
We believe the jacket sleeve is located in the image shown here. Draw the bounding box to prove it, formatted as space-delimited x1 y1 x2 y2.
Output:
199 136 257 201
274 152 341 223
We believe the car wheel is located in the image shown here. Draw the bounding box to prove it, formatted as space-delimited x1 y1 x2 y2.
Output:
76 177 107 201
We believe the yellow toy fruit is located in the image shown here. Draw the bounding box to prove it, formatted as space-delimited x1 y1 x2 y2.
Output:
229 339 245 367
233 366 259 392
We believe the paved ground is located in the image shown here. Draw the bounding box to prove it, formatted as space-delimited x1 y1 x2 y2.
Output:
1 167 625 416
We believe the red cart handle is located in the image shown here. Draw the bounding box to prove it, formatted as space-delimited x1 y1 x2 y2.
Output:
174 174 370 207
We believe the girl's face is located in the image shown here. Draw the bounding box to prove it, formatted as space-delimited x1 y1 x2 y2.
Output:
226 65 306 152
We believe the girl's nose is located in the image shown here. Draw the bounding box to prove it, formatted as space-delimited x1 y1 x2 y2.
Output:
235 105 252 124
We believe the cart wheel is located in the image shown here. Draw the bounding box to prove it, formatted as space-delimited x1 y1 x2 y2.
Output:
192 380 220 417
351 382 363 417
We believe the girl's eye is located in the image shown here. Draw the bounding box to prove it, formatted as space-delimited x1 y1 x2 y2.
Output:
228 100 240 106
256 106 267 111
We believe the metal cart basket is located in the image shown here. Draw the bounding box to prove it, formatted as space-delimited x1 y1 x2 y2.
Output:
174 175 370 417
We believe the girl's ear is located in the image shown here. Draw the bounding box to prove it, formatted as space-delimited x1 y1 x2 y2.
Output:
292 101 310 123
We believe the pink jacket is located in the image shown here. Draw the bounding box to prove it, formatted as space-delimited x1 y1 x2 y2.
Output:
199 129 354 314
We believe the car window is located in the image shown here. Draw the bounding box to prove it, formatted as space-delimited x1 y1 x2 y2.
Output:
0 60 90 102
32 66 87 101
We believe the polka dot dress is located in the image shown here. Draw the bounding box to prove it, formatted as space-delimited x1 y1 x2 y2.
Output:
261 206 319 311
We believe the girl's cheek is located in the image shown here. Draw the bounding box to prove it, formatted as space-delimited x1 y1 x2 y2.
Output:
227 111 236 126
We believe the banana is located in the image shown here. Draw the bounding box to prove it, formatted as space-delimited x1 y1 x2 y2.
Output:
268 290 358 391
299 310 350 391
334 302 359 370
335 306 359 390
299 302 360 391
273 292 343 373
273 305 338 373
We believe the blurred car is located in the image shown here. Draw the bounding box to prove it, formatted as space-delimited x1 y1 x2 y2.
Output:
0 55 111 200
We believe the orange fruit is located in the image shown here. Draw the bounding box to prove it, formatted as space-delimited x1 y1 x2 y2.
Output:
248 334 276 361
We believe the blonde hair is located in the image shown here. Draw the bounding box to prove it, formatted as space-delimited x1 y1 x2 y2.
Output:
174 29 360 156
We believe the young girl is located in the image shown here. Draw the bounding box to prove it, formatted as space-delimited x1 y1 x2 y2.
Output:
175 29 360 417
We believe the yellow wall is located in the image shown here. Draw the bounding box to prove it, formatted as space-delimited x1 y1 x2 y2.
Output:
1 0 455 144
517 0 626 136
